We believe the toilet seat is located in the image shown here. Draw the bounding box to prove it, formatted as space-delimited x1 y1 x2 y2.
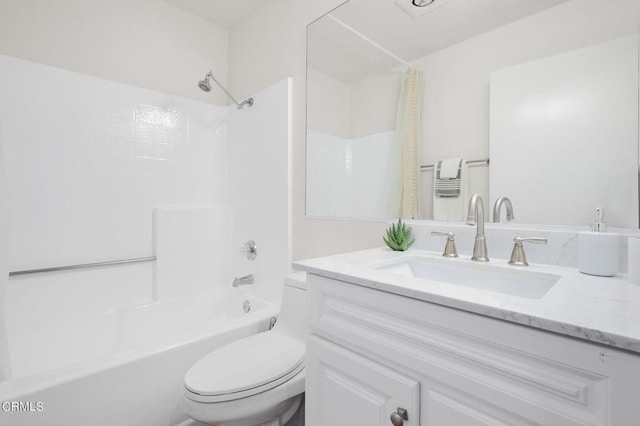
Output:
184 331 305 403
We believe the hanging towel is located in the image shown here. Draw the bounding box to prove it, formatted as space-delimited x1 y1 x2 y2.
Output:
433 158 469 221
434 158 462 197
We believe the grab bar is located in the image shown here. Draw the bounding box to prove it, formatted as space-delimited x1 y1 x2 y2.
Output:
9 256 156 277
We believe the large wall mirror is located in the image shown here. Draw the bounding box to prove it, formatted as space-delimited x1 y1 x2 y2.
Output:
306 0 640 228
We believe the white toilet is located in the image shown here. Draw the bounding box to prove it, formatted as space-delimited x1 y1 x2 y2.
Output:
182 272 307 426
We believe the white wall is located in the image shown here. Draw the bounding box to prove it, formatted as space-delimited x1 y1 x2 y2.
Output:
306 68 351 139
0 0 230 106
349 71 400 139
307 66 400 140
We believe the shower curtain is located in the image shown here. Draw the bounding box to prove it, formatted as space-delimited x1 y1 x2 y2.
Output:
397 67 423 219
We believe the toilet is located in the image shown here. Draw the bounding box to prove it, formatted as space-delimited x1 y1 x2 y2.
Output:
181 272 307 426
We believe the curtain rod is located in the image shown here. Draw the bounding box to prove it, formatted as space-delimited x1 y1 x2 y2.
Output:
326 14 412 68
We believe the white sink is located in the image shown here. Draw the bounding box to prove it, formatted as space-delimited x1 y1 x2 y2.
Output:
371 256 560 299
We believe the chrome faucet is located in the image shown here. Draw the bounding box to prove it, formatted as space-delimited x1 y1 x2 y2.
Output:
492 196 515 223
233 274 254 287
466 194 489 262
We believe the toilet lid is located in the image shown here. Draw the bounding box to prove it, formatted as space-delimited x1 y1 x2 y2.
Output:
184 331 305 401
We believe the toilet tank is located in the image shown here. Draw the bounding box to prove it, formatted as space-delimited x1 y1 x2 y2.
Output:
273 272 307 340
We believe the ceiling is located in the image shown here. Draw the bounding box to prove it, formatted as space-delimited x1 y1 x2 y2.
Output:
162 0 570 82
162 0 267 27
308 0 569 82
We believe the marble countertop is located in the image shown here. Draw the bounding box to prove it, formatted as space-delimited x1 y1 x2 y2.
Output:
294 248 640 354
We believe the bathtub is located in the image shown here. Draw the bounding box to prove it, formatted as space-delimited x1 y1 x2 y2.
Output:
0 289 278 426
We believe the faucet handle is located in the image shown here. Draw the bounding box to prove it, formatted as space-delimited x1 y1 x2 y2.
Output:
241 240 257 260
508 237 547 266
431 231 458 258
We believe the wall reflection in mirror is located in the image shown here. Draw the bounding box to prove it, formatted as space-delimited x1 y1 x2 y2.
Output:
306 0 640 228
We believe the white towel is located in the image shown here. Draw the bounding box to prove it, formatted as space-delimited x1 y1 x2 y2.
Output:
434 158 462 197
439 157 462 179
433 159 469 221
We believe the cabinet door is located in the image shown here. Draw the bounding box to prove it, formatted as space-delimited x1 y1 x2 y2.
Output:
306 336 419 426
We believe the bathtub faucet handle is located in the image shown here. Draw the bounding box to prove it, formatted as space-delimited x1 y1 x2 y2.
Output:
233 274 254 287
241 240 257 260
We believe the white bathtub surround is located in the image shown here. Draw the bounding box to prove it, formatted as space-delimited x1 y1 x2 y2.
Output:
0 55 229 378
228 78 293 304
0 55 229 273
154 206 233 301
294 245 640 354
306 130 401 219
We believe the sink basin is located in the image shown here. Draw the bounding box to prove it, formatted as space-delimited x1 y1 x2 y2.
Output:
371 256 560 299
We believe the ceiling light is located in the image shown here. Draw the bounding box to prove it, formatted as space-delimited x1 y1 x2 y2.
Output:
396 0 451 18
412 0 435 6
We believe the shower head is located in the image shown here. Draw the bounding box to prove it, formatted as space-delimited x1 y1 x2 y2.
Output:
197 71 253 109
198 76 212 92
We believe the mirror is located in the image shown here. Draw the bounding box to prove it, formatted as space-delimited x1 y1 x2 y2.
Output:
306 0 640 228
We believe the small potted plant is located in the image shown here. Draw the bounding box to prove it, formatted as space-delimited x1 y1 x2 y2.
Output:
383 218 415 251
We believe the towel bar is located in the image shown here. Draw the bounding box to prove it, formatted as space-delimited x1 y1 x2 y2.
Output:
420 157 489 171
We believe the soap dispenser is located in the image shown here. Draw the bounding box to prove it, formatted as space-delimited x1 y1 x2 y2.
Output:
578 207 619 277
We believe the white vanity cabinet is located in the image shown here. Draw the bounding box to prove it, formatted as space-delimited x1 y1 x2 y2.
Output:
305 274 640 426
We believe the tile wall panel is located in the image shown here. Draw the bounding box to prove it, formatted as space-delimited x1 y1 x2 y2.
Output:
0 55 228 271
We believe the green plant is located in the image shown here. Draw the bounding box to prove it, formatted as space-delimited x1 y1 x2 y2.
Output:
383 218 415 251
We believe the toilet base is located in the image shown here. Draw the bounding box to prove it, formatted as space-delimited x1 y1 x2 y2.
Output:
215 394 302 426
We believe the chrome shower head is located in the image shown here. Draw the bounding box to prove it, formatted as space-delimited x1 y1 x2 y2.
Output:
198 75 212 92
197 70 253 109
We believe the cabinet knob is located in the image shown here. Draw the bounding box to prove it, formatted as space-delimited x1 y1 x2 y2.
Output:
390 407 408 426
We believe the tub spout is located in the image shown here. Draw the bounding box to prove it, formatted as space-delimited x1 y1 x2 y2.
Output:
233 274 254 287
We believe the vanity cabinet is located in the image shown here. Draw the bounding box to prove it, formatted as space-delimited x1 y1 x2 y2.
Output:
307 336 419 426
305 274 640 426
